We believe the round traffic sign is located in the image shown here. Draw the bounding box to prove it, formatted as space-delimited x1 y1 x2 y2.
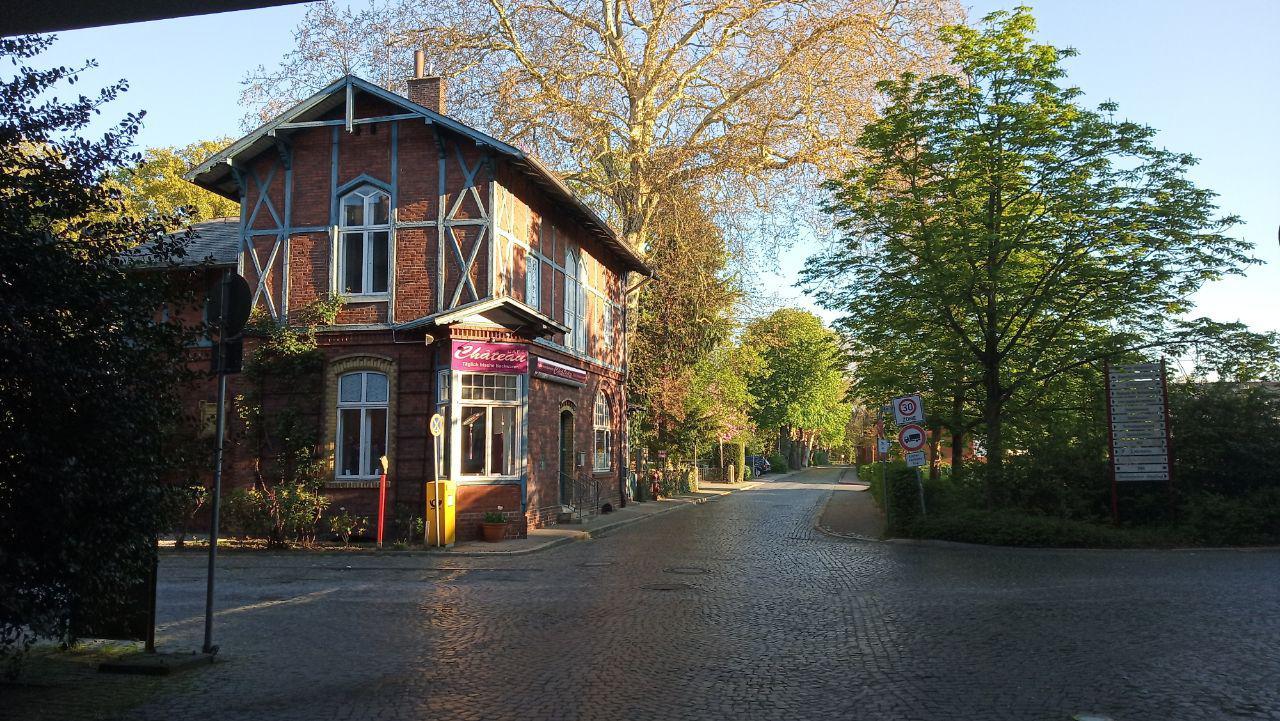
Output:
429 413 445 437
897 397 918 417
898 424 926 452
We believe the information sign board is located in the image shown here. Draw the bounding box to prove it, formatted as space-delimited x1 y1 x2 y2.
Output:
905 451 927 468
1106 362 1171 484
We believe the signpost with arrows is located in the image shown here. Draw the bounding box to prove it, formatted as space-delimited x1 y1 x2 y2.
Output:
1105 360 1174 523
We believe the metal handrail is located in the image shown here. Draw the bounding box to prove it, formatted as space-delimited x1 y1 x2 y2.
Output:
558 471 601 521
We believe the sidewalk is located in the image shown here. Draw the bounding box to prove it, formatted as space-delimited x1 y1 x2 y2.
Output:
816 467 886 541
442 480 759 555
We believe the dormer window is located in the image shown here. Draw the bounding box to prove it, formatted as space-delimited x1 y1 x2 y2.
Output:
339 187 390 296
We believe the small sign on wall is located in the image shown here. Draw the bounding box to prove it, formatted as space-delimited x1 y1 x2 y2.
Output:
532 356 588 387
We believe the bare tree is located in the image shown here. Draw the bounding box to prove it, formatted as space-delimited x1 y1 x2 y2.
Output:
242 0 958 251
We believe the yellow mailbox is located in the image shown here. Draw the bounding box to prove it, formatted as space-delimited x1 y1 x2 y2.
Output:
426 480 456 547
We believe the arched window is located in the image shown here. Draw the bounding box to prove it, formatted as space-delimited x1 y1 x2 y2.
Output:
593 391 611 471
336 371 388 478
338 186 390 295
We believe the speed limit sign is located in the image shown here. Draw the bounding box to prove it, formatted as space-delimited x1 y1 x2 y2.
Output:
892 394 925 424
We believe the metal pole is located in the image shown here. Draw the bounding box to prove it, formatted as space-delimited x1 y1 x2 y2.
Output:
880 405 891 533
1104 360 1119 525
915 467 927 517
202 272 229 656
202 370 227 655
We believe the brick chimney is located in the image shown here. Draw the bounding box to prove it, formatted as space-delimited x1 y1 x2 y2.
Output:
407 49 445 115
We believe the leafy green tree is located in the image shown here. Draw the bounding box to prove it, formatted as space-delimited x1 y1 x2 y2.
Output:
0 36 195 667
744 308 849 468
1170 382 1280 497
629 188 740 453
804 8 1256 492
109 138 238 228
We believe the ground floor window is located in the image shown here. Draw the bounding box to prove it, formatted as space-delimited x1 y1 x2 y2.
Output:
337 371 388 478
593 392 611 471
459 373 521 477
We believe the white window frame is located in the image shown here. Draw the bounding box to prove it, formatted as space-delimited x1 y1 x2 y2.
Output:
602 303 614 350
593 392 612 471
526 253 541 310
564 248 587 351
336 371 389 479
337 186 391 297
458 373 523 479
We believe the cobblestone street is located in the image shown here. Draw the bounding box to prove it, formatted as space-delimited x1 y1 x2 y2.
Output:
11 466 1280 721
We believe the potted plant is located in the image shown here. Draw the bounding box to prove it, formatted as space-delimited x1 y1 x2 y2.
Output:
481 506 507 542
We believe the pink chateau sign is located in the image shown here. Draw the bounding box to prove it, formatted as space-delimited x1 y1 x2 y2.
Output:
450 341 529 374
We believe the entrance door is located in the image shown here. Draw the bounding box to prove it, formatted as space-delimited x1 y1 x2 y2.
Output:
559 409 574 506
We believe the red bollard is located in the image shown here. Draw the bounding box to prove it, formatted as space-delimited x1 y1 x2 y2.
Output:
376 455 389 548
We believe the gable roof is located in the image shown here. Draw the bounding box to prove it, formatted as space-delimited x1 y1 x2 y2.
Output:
186 75 651 276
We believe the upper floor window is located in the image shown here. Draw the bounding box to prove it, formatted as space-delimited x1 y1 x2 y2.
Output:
526 254 540 311
339 187 390 296
602 303 614 350
593 392 612 471
337 371 388 479
564 248 586 351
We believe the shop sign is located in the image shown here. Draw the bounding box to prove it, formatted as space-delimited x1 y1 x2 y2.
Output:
451 340 528 374
532 356 587 387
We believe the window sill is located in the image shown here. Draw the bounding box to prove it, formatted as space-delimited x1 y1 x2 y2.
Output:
340 294 390 303
326 479 383 489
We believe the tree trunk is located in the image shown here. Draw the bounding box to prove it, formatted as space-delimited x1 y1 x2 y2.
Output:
928 429 941 481
950 430 965 475
949 388 966 478
983 392 1004 508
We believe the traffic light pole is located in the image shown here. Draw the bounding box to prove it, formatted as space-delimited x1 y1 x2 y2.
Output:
202 272 230 656
202 371 227 655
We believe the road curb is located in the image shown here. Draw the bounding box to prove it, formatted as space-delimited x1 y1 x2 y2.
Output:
422 479 765 556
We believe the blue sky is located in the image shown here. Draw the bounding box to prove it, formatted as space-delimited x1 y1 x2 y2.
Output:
36 1 1280 333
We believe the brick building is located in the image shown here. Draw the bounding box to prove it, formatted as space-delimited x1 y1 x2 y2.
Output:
178 64 650 540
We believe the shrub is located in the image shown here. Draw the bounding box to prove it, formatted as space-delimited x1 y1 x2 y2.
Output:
1181 489 1280 546
907 509 1139 548
327 507 368 545
482 508 507 524
813 450 829 465
394 504 424 545
160 483 208 548
724 442 746 483
225 480 329 548
767 453 788 473
883 465 924 533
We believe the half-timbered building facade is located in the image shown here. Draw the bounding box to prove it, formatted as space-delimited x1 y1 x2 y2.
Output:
181 64 650 540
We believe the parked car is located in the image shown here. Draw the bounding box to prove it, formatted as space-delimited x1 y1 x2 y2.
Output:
745 455 771 477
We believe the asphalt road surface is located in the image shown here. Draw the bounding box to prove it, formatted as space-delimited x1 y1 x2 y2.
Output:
17 466 1280 721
